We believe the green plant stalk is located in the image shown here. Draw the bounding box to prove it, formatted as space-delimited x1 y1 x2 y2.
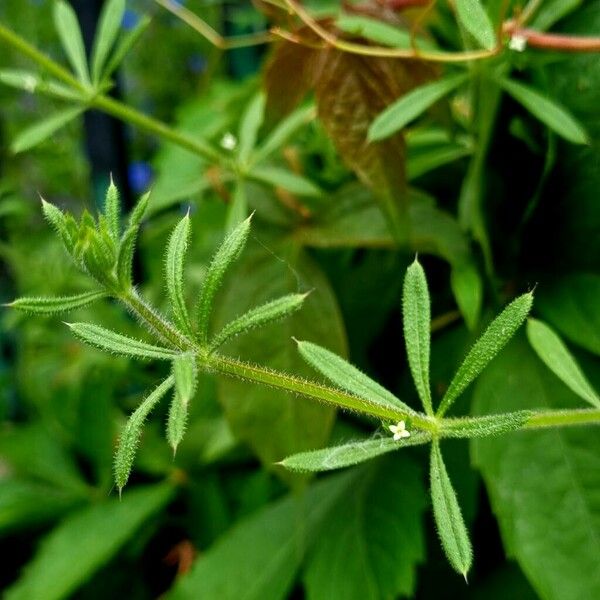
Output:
114 291 600 437
0 23 224 165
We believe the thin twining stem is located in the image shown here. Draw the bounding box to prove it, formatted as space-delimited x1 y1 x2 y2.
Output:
154 0 275 49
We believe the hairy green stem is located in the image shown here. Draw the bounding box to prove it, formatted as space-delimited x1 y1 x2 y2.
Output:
525 409 600 430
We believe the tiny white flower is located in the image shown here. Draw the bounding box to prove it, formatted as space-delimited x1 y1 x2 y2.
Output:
509 34 527 52
389 420 410 441
220 132 237 151
23 75 37 93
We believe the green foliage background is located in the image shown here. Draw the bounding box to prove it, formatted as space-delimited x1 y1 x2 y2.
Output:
0 1 598 599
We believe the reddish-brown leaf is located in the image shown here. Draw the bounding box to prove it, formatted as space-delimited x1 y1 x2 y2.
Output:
314 49 433 237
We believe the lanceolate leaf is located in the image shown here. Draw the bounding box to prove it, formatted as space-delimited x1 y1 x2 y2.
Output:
369 74 467 142
403 259 433 415
12 107 84 154
104 178 121 241
249 166 323 198
526 318 600 408
280 432 431 473
238 93 265 165
437 292 533 416
167 354 198 453
297 340 415 414
129 191 151 227
500 79 589 145
210 293 308 352
196 216 251 344
8 291 107 315
53 0 90 84
66 322 177 360
430 441 473 577
450 262 482 330
116 225 138 290
165 214 193 335
91 0 125 83
114 376 175 491
103 15 151 79
455 0 497 51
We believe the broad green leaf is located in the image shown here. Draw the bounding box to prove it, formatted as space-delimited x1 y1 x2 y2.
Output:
166 213 193 335
66 322 178 360
214 242 344 480
430 441 473 577
526 318 600 408
472 337 600 600
6 483 174 600
297 340 414 414
455 0 497 51
369 74 467 141
53 0 90 84
451 262 482 330
537 274 600 355
210 293 308 352
103 15 151 79
281 432 431 472
238 93 265 165
91 0 125 83
196 215 251 344
114 376 175 492
403 259 433 415
167 354 198 453
304 457 427 599
500 79 589 145
437 292 533 416
440 411 533 439
0 480 81 535
11 107 84 154
103 177 121 241
252 104 315 164
168 470 355 600
7 291 107 314
249 165 323 198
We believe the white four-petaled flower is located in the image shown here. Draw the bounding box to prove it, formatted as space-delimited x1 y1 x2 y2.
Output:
509 34 527 52
389 420 410 441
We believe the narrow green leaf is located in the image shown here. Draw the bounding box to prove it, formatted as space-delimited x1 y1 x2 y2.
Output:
430 441 473 577
297 340 415 414
167 354 198 453
91 0 125 83
280 432 431 472
403 258 433 415
0 69 81 101
455 0 497 51
500 79 589 145
116 225 138 290
103 15 151 79
369 74 467 142
527 318 600 408
104 177 121 241
5 484 173 600
252 104 315 164
407 144 472 181
53 0 90 84
450 262 482 330
129 191 150 227
8 291 107 315
437 292 533 416
114 376 174 492
12 107 84 154
196 215 252 345
249 165 323 198
238 93 265 165
40 199 78 254
210 293 308 352
165 214 193 336
440 411 533 439
66 322 177 360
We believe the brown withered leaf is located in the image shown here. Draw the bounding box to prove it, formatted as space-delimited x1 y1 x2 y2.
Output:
314 49 433 237
263 34 322 126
